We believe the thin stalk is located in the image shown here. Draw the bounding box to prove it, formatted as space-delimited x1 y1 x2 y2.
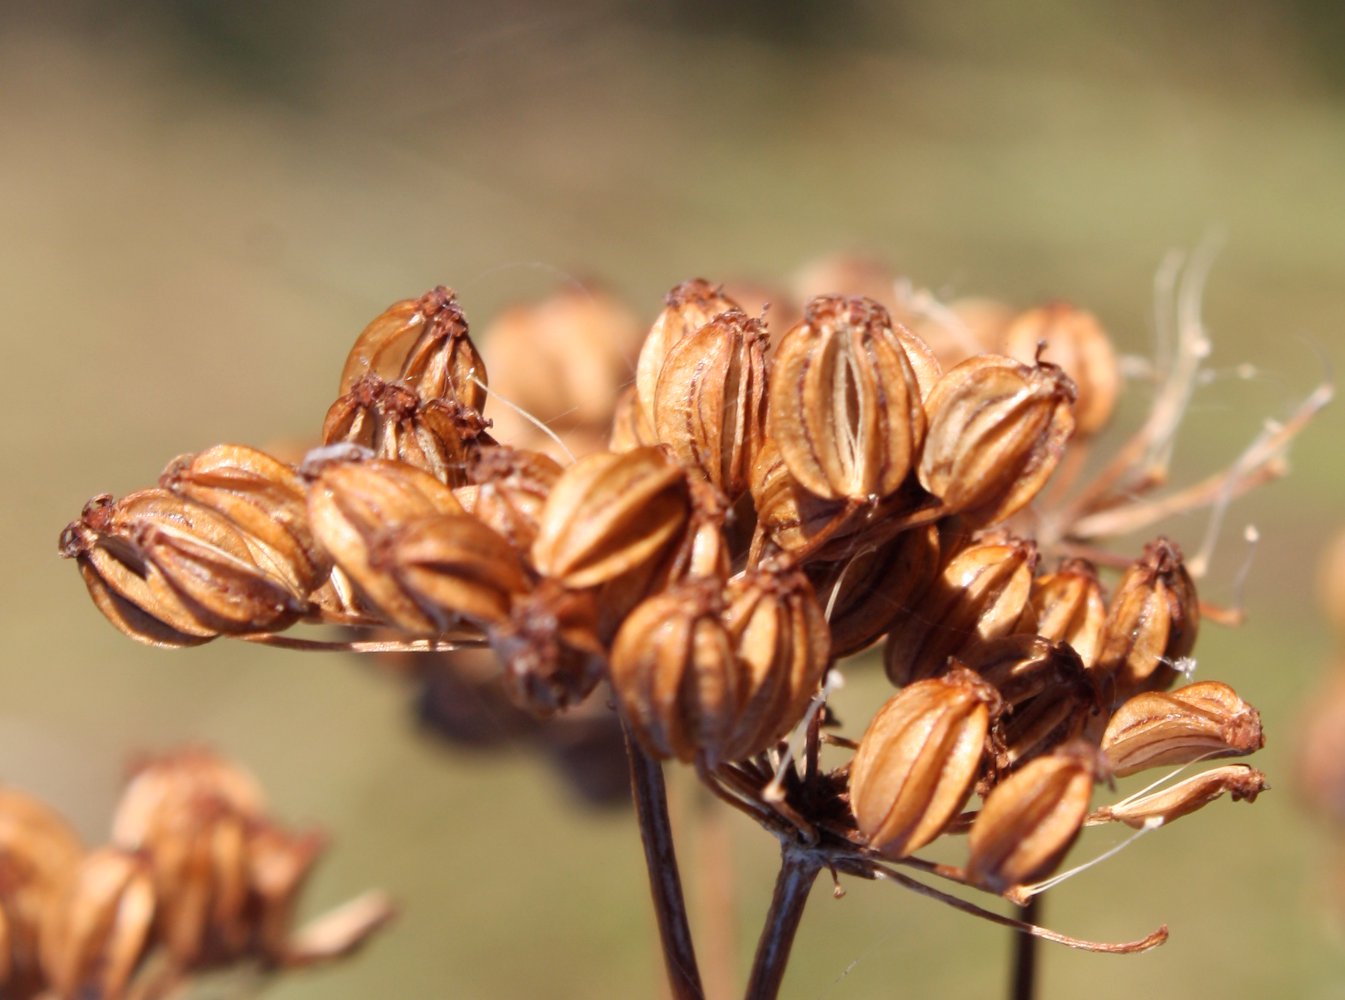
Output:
1012 896 1041 1000
745 846 821 1000
623 720 705 1000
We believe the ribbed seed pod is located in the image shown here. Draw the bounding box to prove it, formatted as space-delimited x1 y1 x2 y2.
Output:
654 309 769 499
1096 538 1199 697
306 457 465 633
531 447 690 589
1089 764 1267 829
918 355 1076 524
635 279 740 430
884 534 1038 686
339 285 487 411
453 446 563 552
768 295 925 501
1102 681 1263 777
1001 302 1119 437
489 579 607 714
965 742 1096 894
848 668 1000 859
1025 558 1106 669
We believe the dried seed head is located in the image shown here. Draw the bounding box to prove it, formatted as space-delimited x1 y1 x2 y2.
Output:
1102 681 1263 777
454 446 563 552
531 446 690 589
653 309 770 498
636 279 741 429
1090 764 1268 829
1025 559 1106 670
884 533 1038 687
339 286 487 410
768 295 926 501
488 579 606 714
965 741 1097 894
40 847 155 1000
1001 303 1120 437
1096 538 1199 697
848 668 1000 859
918 355 1076 524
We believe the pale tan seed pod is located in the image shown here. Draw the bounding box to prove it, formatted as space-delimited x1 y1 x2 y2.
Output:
531 447 690 589
488 579 607 714
654 309 769 498
40 847 156 1000
113 749 265 846
1089 764 1267 829
453 446 563 552
610 384 657 453
965 741 1097 894
306 457 465 633
339 286 487 411
1096 538 1199 697
1001 303 1119 437
635 279 741 431
849 668 1000 859
160 444 329 598
1102 681 1263 777
768 295 926 501
884 533 1038 687
918 355 1076 525
1025 559 1106 670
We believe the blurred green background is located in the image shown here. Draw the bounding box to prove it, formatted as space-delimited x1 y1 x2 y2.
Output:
4 1 1344 997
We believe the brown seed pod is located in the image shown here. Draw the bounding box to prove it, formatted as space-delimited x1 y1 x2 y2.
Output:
610 384 657 453
488 579 607 715
910 296 1015 372
653 309 769 499
918 355 1076 525
1096 538 1199 697
884 533 1038 687
453 446 563 552
635 279 741 431
848 668 1000 859
1001 302 1119 437
768 295 926 501
965 741 1097 894
1025 558 1106 670
1102 681 1263 777
1089 764 1267 829
531 447 690 589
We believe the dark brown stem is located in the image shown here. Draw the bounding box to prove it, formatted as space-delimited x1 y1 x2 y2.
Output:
622 720 705 1000
745 846 821 1000
1012 895 1041 1000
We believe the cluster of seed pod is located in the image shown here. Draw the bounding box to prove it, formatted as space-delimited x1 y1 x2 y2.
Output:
61 262 1282 939
0 749 391 1000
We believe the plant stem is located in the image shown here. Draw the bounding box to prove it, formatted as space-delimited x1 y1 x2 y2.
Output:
1011 896 1041 1000
623 720 705 1000
745 846 820 1000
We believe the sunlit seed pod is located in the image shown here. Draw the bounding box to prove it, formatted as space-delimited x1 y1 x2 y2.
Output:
531 446 690 589
884 534 1038 687
488 579 607 715
809 524 940 660
768 295 926 501
453 446 563 552
1096 537 1199 698
848 668 1000 859
918 355 1076 525
159 444 329 597
653 309 769 499
965 741 1097 894
1101 681 1263 777
1000 302 1119 438
306 458 465 633
610 384 657 453
40 847 156 1000
1089 764 1268 829
635 279 741 431
1025 558 1106 670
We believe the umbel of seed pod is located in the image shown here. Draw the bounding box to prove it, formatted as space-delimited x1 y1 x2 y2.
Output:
1101 681 1263 777
1096 537 1199 697
769 295 926 502
849 668 1001 859
1000 302 1119 438
918 354 1076 524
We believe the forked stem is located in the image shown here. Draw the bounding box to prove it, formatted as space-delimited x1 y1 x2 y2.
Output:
745 846 821 1000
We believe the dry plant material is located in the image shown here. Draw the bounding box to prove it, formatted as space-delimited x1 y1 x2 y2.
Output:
1000 303 1119 437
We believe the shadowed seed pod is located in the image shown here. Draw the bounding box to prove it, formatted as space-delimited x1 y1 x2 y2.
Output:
1001 302 1119 438
884 533 1038 687
768 295 926 501
339 286 487 411
910 296 1015 371
59 490 309 645
1025 558 1106 670
964 741 1097 895
848 668 1001 859
918 355 1076 524
1089 764 1268 829
0 790 85 997
40 847 155 1000
635 279 741 431
1101 681 1263 777
531 446 690 589
305 457 465 633
453 446 563 552
654 309 769 499
1096 537 1199 698
488 579 607 714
